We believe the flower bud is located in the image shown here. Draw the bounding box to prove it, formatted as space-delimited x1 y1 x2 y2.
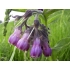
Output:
42 42 52 57
43 47 52 57
24 10 32 18
34 20 40 28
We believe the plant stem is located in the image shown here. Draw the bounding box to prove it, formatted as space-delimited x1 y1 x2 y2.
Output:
15 17 24 27
9 47 16 61
27 27 34 40
24 51 27 61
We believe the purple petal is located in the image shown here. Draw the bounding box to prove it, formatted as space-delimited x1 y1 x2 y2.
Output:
43 47 52 57
8 28 21 46
33 38 40 45
16 38 29 51
14 28 21 35
9 34 20 46
30 45 42 58
22 33 29 40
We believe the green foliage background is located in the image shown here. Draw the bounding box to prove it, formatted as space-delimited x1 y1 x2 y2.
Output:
0 9 70 61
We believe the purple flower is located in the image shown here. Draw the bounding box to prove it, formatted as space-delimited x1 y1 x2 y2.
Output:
30 38 42 58
16 33 30 51
17 39 29 51
8 28 21 46
43 46 52 57
30 45 42 58
42 42 52 57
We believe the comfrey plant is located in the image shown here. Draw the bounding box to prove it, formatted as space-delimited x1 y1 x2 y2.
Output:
8 9 52 58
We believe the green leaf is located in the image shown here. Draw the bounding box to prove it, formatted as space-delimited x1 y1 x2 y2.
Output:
52 37 70 60
47 13 61 24
39 14 45 24
46 9 62 18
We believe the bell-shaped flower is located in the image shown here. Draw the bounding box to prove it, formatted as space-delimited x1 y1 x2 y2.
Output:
42 42 52 57
30 38 42 58
8 28 21 46
16 33 30 51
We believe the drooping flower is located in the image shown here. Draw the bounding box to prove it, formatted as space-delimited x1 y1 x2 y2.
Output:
43 46 52 57
30 38 42 58
16 33 30 51
42 42 52 57
8 28 21 46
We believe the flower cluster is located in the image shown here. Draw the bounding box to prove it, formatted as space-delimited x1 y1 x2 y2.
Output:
8 9 52 58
